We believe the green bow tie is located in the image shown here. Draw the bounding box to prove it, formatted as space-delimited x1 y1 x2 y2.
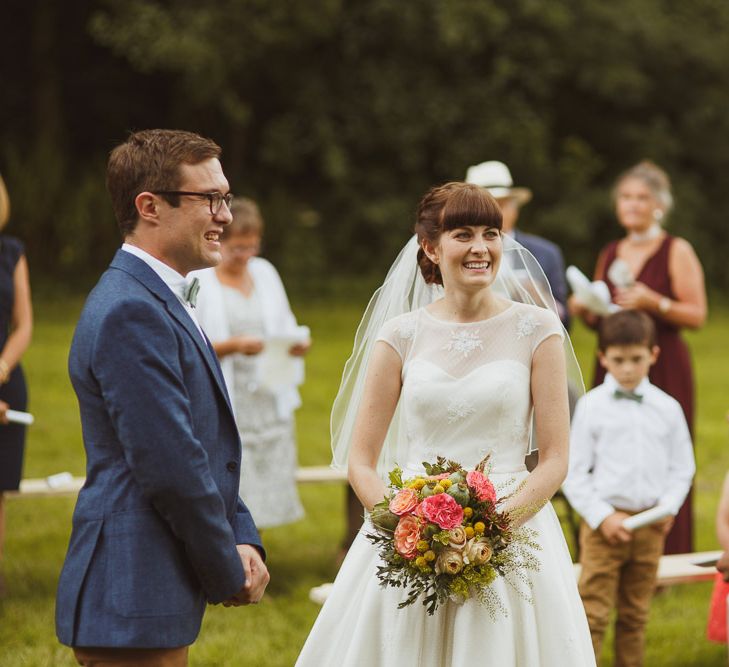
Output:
613 388 643 403
183 277 200 308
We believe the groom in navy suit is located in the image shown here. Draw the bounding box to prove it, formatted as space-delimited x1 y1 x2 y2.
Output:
56 129 268 666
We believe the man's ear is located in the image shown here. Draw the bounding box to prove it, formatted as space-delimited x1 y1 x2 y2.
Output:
421 239 439 264
135 192 160 224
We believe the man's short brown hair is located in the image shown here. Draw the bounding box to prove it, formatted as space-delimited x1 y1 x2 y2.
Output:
598 310 656 352
107 129 222 237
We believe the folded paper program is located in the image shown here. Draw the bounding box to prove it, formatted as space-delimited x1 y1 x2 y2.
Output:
622 505 673 531
258 325 310 390
566 266 619 316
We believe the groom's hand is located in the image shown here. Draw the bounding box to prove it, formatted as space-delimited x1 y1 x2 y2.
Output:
223 544 270 606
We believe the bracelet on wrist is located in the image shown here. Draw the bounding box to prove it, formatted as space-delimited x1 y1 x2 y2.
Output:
658 296 672 315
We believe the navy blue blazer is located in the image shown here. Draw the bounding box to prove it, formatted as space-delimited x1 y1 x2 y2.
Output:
513 230 570 329
56 250 263 648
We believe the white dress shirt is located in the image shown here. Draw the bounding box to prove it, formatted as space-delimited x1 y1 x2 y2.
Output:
563 373 695 530
121 244 206 340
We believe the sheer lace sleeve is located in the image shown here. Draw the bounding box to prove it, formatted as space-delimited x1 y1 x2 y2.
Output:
525 306 564 354
375 311 418 361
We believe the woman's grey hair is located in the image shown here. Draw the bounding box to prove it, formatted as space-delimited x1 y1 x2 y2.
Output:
613 160 674 214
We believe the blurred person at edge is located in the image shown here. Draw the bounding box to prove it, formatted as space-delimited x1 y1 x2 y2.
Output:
466 160 570 329
194 198 309 530
707 413 729 645
569 160 707 555
0 173 33 598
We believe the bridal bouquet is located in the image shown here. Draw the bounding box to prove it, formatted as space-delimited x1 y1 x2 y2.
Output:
366 456 541 615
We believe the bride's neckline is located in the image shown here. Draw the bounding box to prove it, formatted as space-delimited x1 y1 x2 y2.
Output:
422 301 516 325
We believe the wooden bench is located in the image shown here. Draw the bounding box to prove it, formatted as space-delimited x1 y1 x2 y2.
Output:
10 473 718 594
7 467 348 499
309 551 722 605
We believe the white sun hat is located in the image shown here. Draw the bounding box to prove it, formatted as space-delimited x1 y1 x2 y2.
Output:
465 161 532 206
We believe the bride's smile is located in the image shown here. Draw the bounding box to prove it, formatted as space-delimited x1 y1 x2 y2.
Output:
430 225 502 290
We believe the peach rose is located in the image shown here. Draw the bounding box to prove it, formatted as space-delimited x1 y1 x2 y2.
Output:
435 548 464 575
420 492 464 530
448 526 468 551
466 470 497 504
464 537 493 566
389 488 419 516
393 514 422 560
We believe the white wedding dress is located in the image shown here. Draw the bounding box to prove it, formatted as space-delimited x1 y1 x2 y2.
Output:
297 302 595 666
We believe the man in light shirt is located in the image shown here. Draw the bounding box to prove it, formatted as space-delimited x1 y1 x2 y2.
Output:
56 129 268 667
465 160 569 328
563 309 694 667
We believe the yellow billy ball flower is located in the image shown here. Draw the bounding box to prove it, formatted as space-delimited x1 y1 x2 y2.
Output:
433 484 445 494
440 479 452 489
417 540 430 553
415 556 427 568
412 478 426 490
465 526 475 539
463 507 473 518
424 550 436 562
474 521 486 534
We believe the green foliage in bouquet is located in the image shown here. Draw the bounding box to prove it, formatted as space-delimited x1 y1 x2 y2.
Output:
366 456 542 616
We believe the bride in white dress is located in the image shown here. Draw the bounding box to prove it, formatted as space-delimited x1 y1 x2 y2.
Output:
297 182 595 666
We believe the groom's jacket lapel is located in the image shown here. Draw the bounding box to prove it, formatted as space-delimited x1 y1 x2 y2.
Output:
109 250 234 415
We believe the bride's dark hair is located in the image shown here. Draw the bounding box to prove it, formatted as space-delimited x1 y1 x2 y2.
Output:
415 182 503 285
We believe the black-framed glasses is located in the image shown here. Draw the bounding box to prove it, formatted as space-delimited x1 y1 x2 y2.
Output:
152 190 234 216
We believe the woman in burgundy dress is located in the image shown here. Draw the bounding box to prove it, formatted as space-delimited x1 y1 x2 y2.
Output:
571 161 707 554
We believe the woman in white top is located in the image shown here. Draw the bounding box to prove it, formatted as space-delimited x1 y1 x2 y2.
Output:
195 199 309 528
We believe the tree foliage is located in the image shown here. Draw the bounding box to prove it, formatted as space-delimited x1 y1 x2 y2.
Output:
2 0 729 294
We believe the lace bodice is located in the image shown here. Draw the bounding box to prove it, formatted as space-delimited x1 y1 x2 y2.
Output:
377 302 563 473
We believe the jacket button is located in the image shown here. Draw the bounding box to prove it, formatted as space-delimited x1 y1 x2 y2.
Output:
226 461 238 472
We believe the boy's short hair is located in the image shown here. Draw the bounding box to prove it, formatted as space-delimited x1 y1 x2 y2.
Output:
598 310 656 351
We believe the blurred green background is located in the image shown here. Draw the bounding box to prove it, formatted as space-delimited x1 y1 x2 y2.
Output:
2 0 729 297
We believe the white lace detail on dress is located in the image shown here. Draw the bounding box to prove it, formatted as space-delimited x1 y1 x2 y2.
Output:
444 329 483 357
510 418 529 445
447 397 476 423
516 312 541 339
396 314 417 340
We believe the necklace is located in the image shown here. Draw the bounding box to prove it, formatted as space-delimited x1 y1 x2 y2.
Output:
627 223 662 244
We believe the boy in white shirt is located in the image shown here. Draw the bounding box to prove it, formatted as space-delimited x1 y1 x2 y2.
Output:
563 309 695 667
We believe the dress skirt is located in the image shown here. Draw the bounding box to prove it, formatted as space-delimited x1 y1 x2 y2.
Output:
296 471 595 666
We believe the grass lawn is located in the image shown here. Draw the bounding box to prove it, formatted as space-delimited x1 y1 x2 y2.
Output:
1 293 727 666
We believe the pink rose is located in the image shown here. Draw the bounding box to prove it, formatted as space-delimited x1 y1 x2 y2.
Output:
420 493 464 530
467 470 497 504
389 488 419 516
393 514 422 560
